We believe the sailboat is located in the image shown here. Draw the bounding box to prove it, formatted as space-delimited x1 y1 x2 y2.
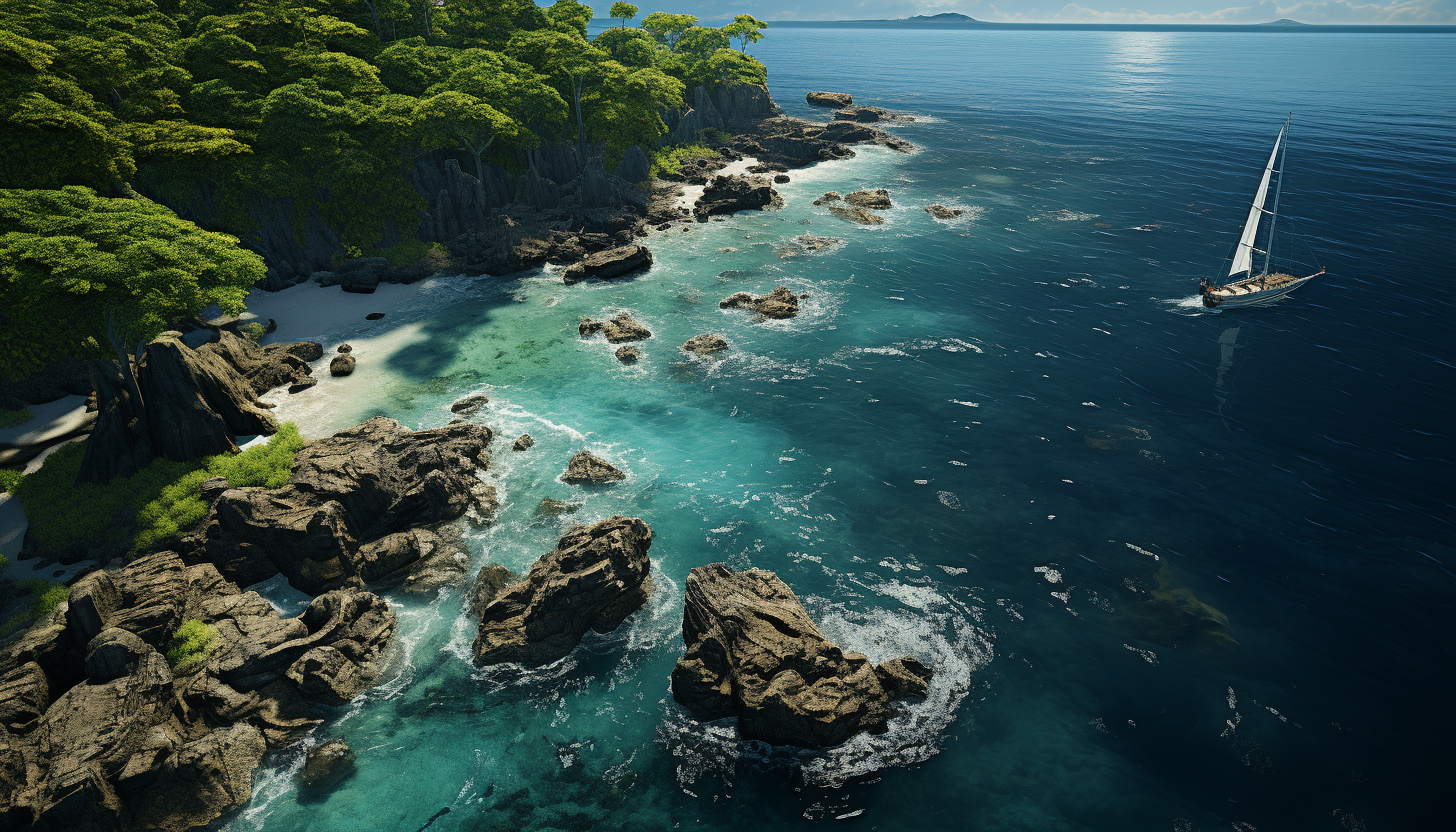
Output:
1200 114 1323 308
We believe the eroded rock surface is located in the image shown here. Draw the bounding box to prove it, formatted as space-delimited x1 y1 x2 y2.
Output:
561 451 625 484
694 175 780 221
449 394 489 415
925 204 964 219
844 189 892 209
719 286 807 319
561 245 653 284
615 346 640 364
829 205 885 225
473 517 654 667
670 564 933 748
579 312 651 343
806 91 852 108
681 334 730 355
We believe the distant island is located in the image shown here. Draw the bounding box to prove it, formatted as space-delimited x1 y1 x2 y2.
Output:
1258 19 1310 26
903 13 978 23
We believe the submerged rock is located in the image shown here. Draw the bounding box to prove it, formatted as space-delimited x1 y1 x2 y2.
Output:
511 434 534 451
561 451 626 484
535 498 581 517
681 334 729 355
844 188 892 209
829 205 885 225
670 564 933 748
561 245 653 284
615 346 640 363
719 286 807 319
925 204 963 219
473 516 654 666
450 394 489 415
806 91 853 108
300 740 355 792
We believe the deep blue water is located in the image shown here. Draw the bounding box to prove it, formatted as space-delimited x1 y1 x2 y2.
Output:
235 29 1455 832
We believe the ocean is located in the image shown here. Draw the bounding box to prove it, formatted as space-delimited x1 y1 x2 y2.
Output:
230 27 1455 832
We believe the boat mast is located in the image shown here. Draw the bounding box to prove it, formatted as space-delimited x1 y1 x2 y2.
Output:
1262 113 1291 277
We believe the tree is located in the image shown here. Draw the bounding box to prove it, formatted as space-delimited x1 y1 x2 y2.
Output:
592 26 658 69
609 2 637 27
545 0 593 39
412 90 519 182
582 61 683 156
640 12 695 51
675 26 728 60
504 30 605 146
723 14 767 54
0 187 265 381
431 51 568 144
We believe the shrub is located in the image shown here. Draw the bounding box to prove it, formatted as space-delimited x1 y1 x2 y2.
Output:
0 468 21 494
651 143 721 176
165 619 218 674
239 321 266 342
0 407 33 429
0 579 68 637
15 423 306 557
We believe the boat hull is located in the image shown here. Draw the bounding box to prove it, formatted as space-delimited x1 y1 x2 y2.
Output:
1201 271 1321 308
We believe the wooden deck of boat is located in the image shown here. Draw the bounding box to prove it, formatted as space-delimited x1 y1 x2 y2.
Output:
1210 273 1300 297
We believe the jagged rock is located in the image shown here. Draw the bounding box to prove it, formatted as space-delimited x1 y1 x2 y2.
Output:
283 590 395 706
200 332 316 396
561 244 653 284
0 662 48 735
807 91 853 108
450 394 489 415
535 498 580 517
465 482 498 527
845 188 892 209
561 451 625 484
812 191 841 205
830 205 885 225
468 565 513 620
694 175 780 221
875 656 934 698
336 344 353 354
472 517 653 667
579 312 651 343
329 355 355 377
615 145 651 184
512 434 534 451
287 342 324 361
681 334 729 355
83 628 151 684
719 286 806 319
200 477 229 503
926 204 964 219
300 740 355 791
670 564 933 748
615 346 639 364
833 105 913 123
354 528 460 588
288 378 317 394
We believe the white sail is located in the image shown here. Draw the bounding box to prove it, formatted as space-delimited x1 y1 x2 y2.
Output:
1228 124 1285 277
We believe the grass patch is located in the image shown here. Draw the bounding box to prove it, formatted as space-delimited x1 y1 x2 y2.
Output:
0 407 34 429
165 619 218 674
13 422 306 557
0 579 68 637
0 469 21 494
651 144 722 177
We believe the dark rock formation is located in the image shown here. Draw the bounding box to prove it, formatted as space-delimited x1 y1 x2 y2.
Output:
0 551 395 830
670 564 933 748
287 378 317 394
472 517 653 667
579 313 651 343
535 498 580 518
329 355 355 377
773 173 790 184
832 105 914 124
192 418 493 594
561 451 625 484
336 344 352 354
681 334 729 355
365 312 385 321
845 189 892 209
807 91 853 108
354 527 467 594
813 192 842 205
694 175 780 221
511 434 533 451
719 287 807 319
468 565 513 621
926 204 964 219
615 346 640 364
615 145 651 185
200 477 229 504
561 245 653 284
300 740 355 792
450 394 489 415
199 332 317 396
830 205 885 225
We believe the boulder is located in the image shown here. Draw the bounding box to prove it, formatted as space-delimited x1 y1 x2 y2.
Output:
561 451 625 484
719 286 806 319
807 91 853 108
473 517 654 667
681 334 729 355
511 434 534 451
300 740 355 792
329 355 355 377
336 344 353 354
84 628 151 684
365 312 385 321
845 188 892 209
200 476 229 503
773 173 790 184
615 346 640 364
288 378 317 394
561 245 653 285
670 564 933 748
830 205 885 225
813 192 842 205
450 394 489 415
287 342 324 361
579 312 651 343
694 175 780 221
926 204 964 219
199 332 316 396
535 498 580 518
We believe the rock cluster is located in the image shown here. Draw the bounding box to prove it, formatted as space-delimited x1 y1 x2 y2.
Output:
670 564 933 748
832 105 914 124
830 205 885 225
719 287 808 319
681 334 730 355
615 346 640 364
579 312 652 343
473 517 654 667
693 174 781 221
926 204 964 219
450 394 489 415
845 189 893 209
561 244 654 284
192 417 493 594
0 551 393 829
806 91 853 108
561 451 625 484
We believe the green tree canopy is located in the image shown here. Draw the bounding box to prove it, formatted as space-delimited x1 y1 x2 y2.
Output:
411 90 519 181
545 0 594 39
675 25 728 60
722 14 767 53
640 12 695 51
608 3 638 28
0 187 265 378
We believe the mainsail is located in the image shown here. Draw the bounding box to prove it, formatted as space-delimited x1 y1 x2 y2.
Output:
1228 123 1286 277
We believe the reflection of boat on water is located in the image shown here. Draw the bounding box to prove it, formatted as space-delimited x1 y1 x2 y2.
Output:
1200 115 1324 308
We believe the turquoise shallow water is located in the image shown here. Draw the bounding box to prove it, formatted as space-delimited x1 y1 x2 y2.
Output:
235 28 1453 832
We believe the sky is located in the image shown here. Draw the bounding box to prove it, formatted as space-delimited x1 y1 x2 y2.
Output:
587 0 1456 23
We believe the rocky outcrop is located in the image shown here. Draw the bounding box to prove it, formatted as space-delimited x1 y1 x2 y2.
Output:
561 451 625 485
192 417 493 594
328 354 355 377
778 235 844 258
832 105 914 124
693 175 780 221
615 346 640 364
720 287 807 319
807 91 853 108
198 331 318 396
830 205 885 225
472 517 653 667
670 564 933 748
0 551 395 830
579 312 651 343
813 192 841 205
300 740 355 792
681 334 729 355
926 204 964 219
734 115 912 171
450 394 489 415
845 189 892 209
511 434 533 451
561 245 653 285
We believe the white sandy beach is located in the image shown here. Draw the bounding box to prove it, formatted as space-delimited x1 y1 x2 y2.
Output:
673 156 761 212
